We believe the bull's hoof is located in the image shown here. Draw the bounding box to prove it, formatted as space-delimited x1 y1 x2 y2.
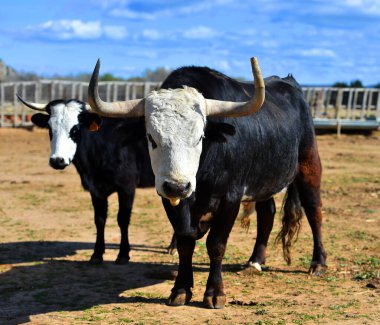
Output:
309 263 327 276
115 256 130 265
89 256 103 265
167 246 177 255
247 261 262 272
167 289 192 306
203 294 226 309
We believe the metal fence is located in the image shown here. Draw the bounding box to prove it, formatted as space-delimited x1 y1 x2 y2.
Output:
0 80 160 127
303 87 380 131
1 80 380 130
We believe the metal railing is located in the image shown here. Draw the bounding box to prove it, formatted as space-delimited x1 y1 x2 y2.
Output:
303 87 380 131
0 80 160 127
1 80 380 130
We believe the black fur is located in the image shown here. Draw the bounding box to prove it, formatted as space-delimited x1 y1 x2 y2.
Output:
32 100 155 264
158 66 326 307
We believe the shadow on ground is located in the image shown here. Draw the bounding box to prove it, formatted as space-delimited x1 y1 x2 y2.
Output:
0 241 179 324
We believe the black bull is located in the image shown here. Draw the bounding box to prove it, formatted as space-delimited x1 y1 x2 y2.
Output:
154 67 327 308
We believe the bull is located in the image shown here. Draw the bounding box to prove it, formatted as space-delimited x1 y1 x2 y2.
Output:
87 57 327 308
17 96 155 264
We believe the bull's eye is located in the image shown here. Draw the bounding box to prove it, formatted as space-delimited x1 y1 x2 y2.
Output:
147 134 157 149
69 125 80 139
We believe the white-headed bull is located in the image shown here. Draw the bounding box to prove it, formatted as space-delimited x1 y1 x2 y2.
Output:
87 57 327 309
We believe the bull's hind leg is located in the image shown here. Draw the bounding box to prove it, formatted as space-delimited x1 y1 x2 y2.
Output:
247 198 276 271
90 193 108 264
115 190 135 264
297 144 327 275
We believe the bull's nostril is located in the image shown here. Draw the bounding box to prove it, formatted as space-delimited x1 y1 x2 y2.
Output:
49 157 68 170
163 181 190 197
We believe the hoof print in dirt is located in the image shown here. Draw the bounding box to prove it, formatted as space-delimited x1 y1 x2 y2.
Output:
203 294 226 309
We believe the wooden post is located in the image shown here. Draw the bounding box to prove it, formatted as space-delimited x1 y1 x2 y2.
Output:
0 83 4 127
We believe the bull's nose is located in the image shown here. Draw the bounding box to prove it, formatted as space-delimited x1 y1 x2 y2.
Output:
163 181 191 198
49 157 68 170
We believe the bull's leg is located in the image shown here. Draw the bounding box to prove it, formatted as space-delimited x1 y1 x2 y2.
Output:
115 190 135 265
297 144 327 275
247 197 276 271
168 236 195 306
203 200 240 309
90 193 108 264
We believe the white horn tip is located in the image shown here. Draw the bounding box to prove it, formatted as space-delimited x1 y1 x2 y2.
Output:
169 198 181 206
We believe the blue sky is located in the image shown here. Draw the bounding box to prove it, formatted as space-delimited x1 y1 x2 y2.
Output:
0 0 379 85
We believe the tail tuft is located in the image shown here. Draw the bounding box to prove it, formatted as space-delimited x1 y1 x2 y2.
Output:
275 183 303 265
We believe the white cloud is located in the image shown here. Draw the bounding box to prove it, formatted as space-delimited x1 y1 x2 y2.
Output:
107 0 235 20
141 29 162 40
104 25 128 39
344 0 380 15
183 26 219 40
300 48 336 58
109 8 155 20
25 20 128 41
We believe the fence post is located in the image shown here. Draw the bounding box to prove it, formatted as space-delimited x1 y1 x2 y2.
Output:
0 83 4 126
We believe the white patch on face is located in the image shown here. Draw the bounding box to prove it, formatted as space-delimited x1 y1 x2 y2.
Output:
48 101 83 165
145 87 206 199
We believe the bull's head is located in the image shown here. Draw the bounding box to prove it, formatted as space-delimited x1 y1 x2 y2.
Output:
88 58 265 205
17 97 100 169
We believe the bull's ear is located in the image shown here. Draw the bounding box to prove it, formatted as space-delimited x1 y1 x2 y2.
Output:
205 121 236 142
114 118 146 145
80 113 102 132
31 113 49 128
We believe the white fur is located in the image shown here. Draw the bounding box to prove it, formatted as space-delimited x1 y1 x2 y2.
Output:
145 87 207 198
247 261 262 272
48 101 83 165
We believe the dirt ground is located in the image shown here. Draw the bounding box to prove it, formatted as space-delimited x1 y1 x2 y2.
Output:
0 128 379 325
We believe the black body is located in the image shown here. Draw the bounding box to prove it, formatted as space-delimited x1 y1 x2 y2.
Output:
32 105 155 264
159 67 326 308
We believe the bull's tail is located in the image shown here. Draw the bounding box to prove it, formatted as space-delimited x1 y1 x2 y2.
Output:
275 183 303 265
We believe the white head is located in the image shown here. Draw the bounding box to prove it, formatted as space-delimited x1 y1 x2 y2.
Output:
17 96 100 170
145 87 207 199
87 57 265 204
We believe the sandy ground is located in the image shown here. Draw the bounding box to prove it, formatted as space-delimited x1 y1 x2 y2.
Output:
0 128 379 324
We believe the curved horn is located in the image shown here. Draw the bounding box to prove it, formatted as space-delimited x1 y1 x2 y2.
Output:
16 94 46 111
88 59 145 118
205 57 265 117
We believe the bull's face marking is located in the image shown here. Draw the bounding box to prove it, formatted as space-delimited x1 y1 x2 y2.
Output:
47 101 83 169
145 87 206 199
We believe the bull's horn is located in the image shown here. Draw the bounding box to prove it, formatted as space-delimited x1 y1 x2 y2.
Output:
205 57 265 117
88 59 145 118
16 94 46 111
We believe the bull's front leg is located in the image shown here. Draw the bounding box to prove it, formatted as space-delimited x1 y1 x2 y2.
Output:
167 236 195 306
204 200 240 309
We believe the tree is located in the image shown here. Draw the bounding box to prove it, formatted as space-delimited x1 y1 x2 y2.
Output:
142 67 172 82
349 79 363 88
332 82 348 88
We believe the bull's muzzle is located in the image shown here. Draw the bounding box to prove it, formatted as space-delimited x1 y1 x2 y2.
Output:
163 181 191 199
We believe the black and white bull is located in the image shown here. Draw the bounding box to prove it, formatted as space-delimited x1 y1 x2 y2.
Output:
17 96 155 264
88 57 327 309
